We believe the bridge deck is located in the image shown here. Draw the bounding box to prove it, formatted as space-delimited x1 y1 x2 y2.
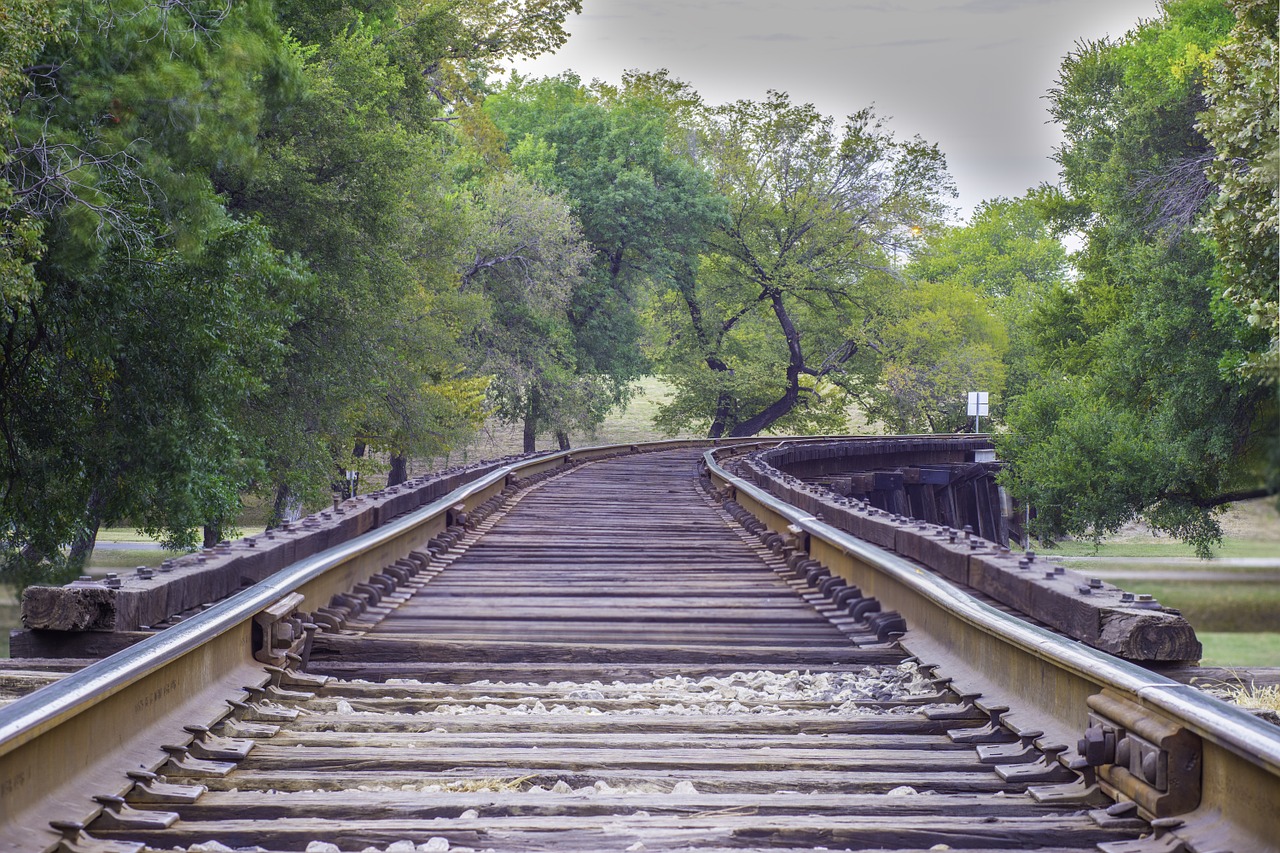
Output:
89 450 1134 851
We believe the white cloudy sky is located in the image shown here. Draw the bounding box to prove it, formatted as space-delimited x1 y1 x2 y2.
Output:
511 0 1162 219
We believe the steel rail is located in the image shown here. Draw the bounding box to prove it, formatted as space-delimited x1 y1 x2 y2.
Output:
0 438 784 752
0 436 789 852
704 445 1280 852
1 435 1274 853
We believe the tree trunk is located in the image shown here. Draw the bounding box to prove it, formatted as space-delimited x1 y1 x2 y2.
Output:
555 431 570 450
67 490 103 570
202 524 221 549
729 387 801 436
708 391 735 438
729 292 806 436
387 453 408 487
268 483 291 530
523 385 540 452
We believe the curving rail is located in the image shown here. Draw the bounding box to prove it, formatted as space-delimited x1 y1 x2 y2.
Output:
0 435 1276 853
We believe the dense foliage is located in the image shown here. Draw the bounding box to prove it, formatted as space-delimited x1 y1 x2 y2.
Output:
2 0 1274 581
996 0 1277 554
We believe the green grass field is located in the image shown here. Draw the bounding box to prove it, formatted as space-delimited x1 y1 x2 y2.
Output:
1198 633 1280 668
1049 540 1280 559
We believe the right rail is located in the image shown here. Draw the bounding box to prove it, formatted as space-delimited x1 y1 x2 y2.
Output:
706 441 1280 853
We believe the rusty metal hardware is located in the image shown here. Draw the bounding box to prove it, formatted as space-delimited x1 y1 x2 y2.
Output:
1098 818 1189 853
977 729 1044 764
924 690 985 721
266 662 328 691
158 744 236 777
124 770 206 805
91 794 179 830
227 698 299 723
182 725 255 761
253 592 307 666
949 702 1015 744
218 718 280 738
1028 757 1106 805
995 742 1074 782
1082 690 1202 818
50 821 144 853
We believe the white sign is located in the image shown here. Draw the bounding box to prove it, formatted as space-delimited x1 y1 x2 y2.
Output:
967 391 989 417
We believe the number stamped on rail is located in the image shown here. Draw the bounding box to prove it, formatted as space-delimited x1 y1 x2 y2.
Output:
135 676 179 713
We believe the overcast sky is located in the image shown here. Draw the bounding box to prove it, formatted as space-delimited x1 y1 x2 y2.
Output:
511 0 1162 220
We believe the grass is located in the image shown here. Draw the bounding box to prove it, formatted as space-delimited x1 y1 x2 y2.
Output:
1198 633 1280 668
429 376 700 467
1048 539 1280 559
1093 580 1280 632
85 548 185 572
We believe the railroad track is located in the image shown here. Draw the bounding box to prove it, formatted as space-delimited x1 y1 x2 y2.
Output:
2 440 1277 853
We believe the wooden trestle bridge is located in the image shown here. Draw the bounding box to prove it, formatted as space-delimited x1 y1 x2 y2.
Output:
1 438 1277 853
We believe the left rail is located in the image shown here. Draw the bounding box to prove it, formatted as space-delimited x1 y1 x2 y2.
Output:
0 438 774 852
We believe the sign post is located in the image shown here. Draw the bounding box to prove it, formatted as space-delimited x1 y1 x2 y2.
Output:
967 391 989 433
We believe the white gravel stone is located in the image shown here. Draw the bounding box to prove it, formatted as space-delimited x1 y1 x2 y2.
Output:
418 838 450 852
458 809 479 819
304 843 340 853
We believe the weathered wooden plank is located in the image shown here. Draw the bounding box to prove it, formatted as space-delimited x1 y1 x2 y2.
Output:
312 635 882 664
160 789 1080 821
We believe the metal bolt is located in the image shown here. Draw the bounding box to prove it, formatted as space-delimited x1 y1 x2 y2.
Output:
1025 550 1037 562
1089 578 1103 589
104 573 121 589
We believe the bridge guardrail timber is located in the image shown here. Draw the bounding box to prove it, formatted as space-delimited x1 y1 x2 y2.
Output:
704 442 1280 853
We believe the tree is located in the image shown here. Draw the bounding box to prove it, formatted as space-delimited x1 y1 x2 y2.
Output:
225 1 585 502
486 72 725 446
861 279 1008 434
1198 0 1279 382
0 0 309 582
997 0 1275 555
901 195 1068 420
0 0 64 310
650 92 953 437
457 172 593 451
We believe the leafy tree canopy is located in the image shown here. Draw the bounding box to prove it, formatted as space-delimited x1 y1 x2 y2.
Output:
998 0 1275 555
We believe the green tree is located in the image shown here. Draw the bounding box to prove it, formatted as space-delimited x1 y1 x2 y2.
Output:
486 72 725 446
1198 0 1279 382
0 0 64 310
651 92 953 437
862 279 1009 434
0 0 308 581
998 0 1275 555
458 172 593 451
902 195 1068 421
